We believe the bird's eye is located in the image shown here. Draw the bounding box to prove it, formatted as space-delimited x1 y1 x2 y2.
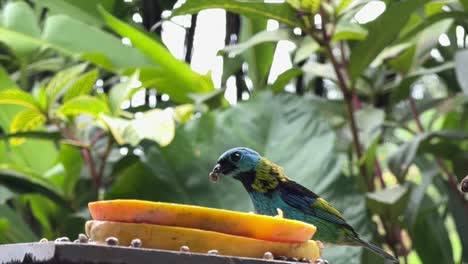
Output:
231 152 241 162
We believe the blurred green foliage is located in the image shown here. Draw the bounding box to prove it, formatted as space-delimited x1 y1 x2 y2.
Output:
0 0 467 263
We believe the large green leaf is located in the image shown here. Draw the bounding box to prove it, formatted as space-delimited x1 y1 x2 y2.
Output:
47 144 84 198
0 89 40 111
1 2 40 56
0 12 152 71
221 28 291 57
239 17 276 89
9 109 46 145
443 180 468 263
0 204 37 243
99 7 214 103
37 0 116 26
0 68 58 174
107 92 374 263
100 109 175 147
366 184 409 222
64 69 99 102
172 0 303 28
45 63 88 104
349 0 429 81
0 165 69 209
410 194 454 264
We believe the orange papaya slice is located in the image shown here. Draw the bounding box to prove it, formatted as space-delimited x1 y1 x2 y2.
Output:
89 199 316 243
86 220 321 260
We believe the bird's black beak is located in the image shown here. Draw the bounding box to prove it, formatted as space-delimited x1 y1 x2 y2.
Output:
209 163 221 183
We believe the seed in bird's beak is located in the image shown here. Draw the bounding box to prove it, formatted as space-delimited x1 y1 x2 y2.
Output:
209 171 219 182
209 164 221 182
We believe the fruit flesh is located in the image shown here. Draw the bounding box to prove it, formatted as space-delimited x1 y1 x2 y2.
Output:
89 199 316 243
86 220 321 260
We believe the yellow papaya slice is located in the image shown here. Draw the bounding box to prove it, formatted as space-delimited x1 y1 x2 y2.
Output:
89 199 316 243
86 220 321 260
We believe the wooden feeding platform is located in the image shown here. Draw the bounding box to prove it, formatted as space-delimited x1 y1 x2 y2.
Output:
0 242 305 264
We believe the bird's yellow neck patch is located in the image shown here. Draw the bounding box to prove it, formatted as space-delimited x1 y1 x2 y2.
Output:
251 158 289 193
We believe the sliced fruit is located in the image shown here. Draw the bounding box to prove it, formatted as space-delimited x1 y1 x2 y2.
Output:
86 220 321 260
89 199 316 243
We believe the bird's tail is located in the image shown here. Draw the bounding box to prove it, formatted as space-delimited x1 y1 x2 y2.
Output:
348 236 399 263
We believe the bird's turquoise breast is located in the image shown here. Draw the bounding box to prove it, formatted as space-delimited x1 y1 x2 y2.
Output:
248 191 346 242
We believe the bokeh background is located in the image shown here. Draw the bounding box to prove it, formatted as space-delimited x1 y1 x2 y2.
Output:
0 0 467 263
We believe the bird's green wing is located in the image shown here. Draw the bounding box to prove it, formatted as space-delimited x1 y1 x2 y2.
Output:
278 180 350 227
313 197 346 220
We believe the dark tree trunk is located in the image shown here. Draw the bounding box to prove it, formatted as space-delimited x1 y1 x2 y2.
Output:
141 0 162 35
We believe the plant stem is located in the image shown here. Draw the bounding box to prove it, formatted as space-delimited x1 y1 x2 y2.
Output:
408 96 468 214
95 136 114 198
317 10 369 189
310 8 404 259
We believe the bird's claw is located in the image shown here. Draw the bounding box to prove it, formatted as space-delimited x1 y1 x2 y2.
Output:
314 258 329 264
274 208 284 218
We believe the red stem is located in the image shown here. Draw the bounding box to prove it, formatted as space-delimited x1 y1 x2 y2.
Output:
408 96 468 214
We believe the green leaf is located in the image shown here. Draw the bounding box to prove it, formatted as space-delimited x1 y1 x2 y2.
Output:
366 184 410 221
0 89 40 111
239 17 276 88
64 69 99 101
398 11 466 43
387 45 416 73
49 144 83 198
332 18 367 42
99 6 214 103
107 91 373 263
405 158 438 228
100 109 175 147
174 104 195 123
293 37 319 64
0 13 152 72
172 0 303 28
9 109 46 145
461 0 468 10
410 194 454 264
336 0 353 14
37 0 111 26
355 107 384 148
455 49 468 95
0 66 22 130
0 204 37 243
1 2 40 56
58 95 110 117
388 131 468 180
443 180 468 262
46 63 88 104
349 0 429 81
108 70 140 114
0 165 69 209
271 68 303 93
221 28 291 57
302 61 336 81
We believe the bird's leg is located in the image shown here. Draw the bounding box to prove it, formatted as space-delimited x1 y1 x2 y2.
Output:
274 208 284 218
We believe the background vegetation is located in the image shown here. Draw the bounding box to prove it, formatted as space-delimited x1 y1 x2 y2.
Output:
0 0 467 263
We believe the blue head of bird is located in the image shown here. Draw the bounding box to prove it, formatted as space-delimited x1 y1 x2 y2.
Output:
209 147 260 182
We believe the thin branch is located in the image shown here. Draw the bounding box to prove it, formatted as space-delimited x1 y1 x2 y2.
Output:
408 96 468 214
96 136 114 194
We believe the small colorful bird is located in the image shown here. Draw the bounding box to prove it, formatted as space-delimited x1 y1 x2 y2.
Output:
209 147 399 263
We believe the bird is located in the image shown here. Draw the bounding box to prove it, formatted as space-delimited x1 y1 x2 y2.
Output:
209 147 399 263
